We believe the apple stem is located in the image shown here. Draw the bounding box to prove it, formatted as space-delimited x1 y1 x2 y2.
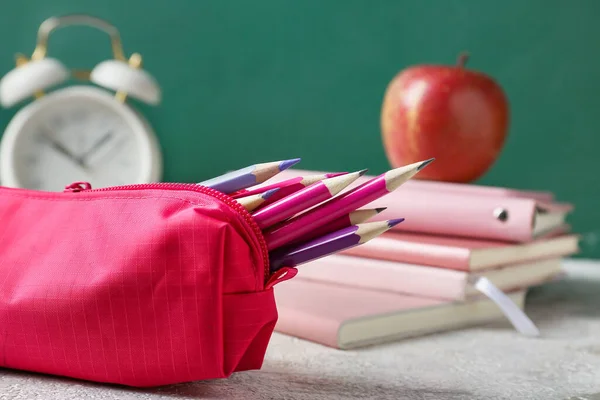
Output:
457 52 469 68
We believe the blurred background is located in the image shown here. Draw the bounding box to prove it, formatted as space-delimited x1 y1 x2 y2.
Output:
0 0 598 257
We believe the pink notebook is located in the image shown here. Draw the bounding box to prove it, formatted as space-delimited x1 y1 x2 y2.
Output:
274 278 527 349
268 168 555 201
294 254 563 301
340 231 580 271
272 169 573 243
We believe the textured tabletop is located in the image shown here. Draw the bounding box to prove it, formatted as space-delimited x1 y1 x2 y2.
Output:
2 259 600 400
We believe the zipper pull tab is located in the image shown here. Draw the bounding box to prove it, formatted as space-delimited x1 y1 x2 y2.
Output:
64 182 92 193
265 266 298 290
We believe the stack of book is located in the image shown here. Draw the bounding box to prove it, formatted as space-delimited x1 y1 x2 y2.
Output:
268 169 579 349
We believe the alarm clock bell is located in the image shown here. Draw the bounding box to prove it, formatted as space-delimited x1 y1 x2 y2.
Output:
0 14 164 191
91 57 160 105
0 58 69 107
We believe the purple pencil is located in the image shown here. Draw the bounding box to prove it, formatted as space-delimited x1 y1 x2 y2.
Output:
264 158 434 250
269 219 404 272
198 158 301 194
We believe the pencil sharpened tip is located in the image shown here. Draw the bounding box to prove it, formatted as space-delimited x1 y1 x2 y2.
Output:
387 218 405 228
417 158 435 171
357 168 368 177
375 207 387 213
279 158 302 171
263 188 280 199
326 172 348 178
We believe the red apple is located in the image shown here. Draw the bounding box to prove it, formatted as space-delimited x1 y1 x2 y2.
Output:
380 53 509 183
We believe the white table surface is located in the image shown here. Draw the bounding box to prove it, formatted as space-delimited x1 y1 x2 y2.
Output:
2 258 600 400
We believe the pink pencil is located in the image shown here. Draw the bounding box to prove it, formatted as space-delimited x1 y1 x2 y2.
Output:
252 170 366 229
263 158 434 250
230 172 346 199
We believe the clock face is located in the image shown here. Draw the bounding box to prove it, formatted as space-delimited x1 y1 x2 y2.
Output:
0 86 161 191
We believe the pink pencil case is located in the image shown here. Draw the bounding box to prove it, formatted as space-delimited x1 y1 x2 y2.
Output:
0 181 297 387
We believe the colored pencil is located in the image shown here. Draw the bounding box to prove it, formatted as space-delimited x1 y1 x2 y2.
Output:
230 172 346 199
252 169 367 229
263 158 434 250
288 207 386 245
198 158 301 194
269 219 404 272
236 188 280 212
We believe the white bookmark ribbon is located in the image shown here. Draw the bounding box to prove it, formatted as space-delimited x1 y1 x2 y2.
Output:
468 276 540 337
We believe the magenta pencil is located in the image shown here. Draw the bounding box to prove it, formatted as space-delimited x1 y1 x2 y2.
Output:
263 158 434 250
269 219 404 272
230 172 346 199
288 207 386 246
252 170 366 229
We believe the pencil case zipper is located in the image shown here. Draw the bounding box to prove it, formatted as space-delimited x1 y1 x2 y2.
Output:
63 181 271 284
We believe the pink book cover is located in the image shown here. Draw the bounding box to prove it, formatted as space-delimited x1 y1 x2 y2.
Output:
293 254 563 301
340 230 579 271
273 278 528 349
273 278 452 348
270 169 574 243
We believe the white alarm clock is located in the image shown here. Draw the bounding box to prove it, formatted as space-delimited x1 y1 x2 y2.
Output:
0 14 163 191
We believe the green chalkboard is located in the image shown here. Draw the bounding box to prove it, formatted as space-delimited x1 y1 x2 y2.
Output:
0 0 599 258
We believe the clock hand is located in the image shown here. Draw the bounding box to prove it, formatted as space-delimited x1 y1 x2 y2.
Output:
39 131 86 169
82 133 130 169
79 130 114 166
